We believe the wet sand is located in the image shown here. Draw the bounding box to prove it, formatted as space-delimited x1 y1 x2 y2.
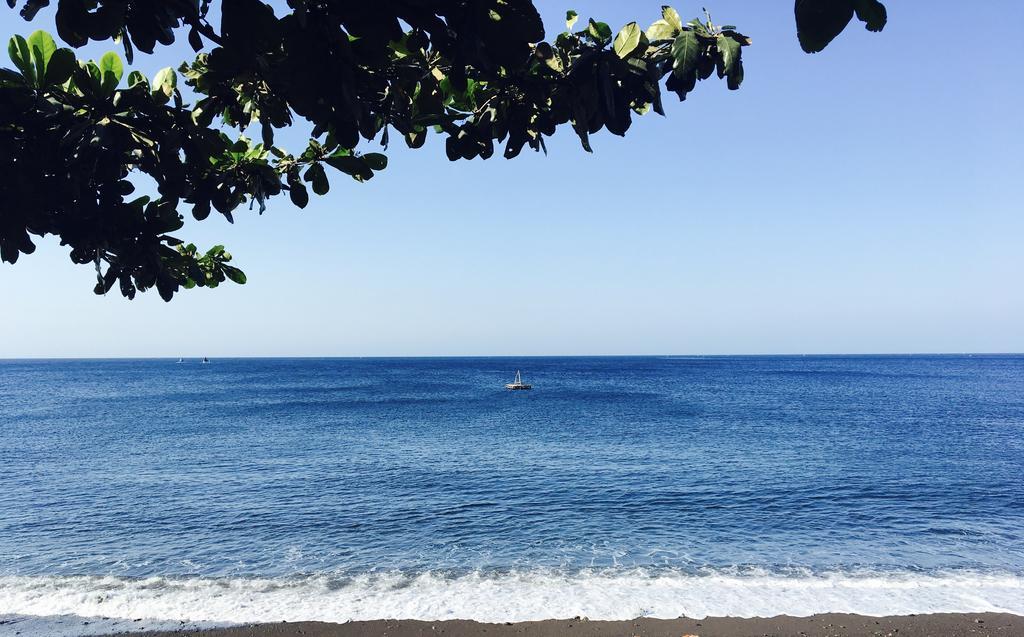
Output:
119 613 1024 637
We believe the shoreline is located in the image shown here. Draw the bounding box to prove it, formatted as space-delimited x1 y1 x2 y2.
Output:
114 614 1024 637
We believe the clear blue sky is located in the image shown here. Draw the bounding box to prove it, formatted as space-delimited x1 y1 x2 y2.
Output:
1 1 1021 357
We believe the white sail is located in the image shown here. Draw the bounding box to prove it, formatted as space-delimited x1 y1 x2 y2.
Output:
506 370 531 390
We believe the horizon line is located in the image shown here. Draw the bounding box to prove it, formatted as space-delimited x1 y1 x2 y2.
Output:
2 352 1022 361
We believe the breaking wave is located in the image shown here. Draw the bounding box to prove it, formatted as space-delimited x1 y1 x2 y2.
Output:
2 568 1023 635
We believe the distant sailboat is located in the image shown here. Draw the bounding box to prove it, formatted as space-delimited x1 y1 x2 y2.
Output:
176 357 184 364
505 370 532 391
201 357 210 364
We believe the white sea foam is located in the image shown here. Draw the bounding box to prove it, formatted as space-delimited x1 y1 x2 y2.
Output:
1 570 1022 635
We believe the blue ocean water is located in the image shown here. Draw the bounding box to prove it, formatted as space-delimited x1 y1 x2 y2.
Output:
1 356 1023 629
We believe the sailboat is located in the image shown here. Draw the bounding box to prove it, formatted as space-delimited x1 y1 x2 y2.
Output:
176 357 184 364
505 370 532 391
201 357 210 364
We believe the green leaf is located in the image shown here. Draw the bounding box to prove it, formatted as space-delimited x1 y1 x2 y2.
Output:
126 70 147 87
586 19 612 44
361 153 388 171
325 155 373 181
305 163 329 195
222 265 247 285
796 0 856 53
98 51 123 94
84 60 102 92
405 129 426 149
43 48 75 87
565 10 578 31
121 32 134 64
855 0 887 32
613 22 643 59
662 6 683 31
721 30 753 46
8 35 35 84
716 34 743 89
27 30 56 84
646 19 677 42
152 66 176 99
717 35 741 75
727 58 744 90
261 120 274 147
289 182 309 208
670 30 699 79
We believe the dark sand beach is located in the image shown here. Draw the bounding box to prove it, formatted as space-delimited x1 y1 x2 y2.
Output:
122 613 1024 637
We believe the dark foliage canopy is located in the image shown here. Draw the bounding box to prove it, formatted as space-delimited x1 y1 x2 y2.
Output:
1 0 885 300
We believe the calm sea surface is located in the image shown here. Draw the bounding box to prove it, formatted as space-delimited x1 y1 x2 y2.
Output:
1 356 1023 630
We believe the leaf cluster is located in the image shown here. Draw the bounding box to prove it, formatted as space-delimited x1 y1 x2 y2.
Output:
0 30 372 299
1 1 884 300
